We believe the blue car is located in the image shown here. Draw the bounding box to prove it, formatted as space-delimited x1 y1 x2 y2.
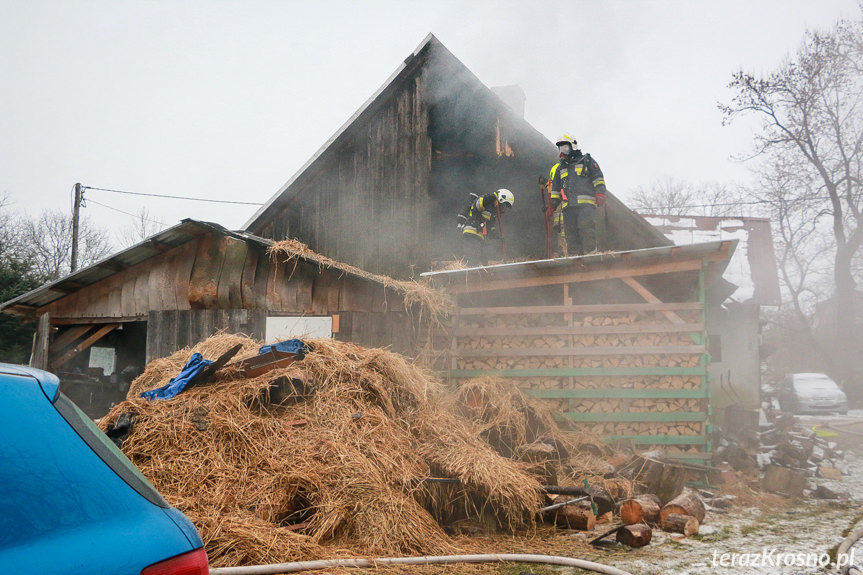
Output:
0 363 208 574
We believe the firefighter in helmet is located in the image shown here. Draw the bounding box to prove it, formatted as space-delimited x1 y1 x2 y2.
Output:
457 188 515 266
549 133 607 255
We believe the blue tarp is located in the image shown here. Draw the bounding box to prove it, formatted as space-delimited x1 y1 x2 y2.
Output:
140 353 213 401
258 339 307 358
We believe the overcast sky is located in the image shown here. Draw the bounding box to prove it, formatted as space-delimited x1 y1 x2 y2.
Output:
1 0 860 246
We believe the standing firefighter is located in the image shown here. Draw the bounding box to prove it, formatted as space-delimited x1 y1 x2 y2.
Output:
457 188 515 266
549 133 607 255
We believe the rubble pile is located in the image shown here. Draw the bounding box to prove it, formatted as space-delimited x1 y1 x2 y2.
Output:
714 412 849 499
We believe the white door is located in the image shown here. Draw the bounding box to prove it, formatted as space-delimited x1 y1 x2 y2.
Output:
265 316 332 342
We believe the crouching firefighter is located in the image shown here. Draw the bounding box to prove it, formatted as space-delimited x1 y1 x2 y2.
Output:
456 188 515 267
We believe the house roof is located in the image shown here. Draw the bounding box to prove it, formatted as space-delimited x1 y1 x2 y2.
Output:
0 219 399 316
243 33 443 232
242 32 670 251
643 215 781 306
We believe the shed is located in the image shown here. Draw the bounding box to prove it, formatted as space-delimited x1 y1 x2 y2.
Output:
421 240 736 463
244 33 669 278
0 219 437 416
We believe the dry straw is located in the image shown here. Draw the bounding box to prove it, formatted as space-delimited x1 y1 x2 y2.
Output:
102 334 554 568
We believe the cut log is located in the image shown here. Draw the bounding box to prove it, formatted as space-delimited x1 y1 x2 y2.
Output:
616 523 653 547
618 452 686 504
551 496 595 530
619 494 662 525
659 492 706 524
661 513 699 536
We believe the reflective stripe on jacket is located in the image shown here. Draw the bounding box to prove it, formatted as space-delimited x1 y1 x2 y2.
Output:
550 152 606 207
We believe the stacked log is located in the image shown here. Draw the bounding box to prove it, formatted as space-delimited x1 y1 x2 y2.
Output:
448 306 710 460
588 421 704 437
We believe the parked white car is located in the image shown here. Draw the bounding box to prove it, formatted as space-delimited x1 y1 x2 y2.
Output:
778 372 849 415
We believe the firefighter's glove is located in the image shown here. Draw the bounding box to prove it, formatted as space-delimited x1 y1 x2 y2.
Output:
595 193 606 208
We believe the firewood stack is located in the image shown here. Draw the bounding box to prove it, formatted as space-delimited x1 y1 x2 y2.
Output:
447 307 710 460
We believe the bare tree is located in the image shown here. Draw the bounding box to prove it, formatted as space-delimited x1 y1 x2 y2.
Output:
118 207 167 248
721 13 863 397
17 209 113 281
630 176 753 217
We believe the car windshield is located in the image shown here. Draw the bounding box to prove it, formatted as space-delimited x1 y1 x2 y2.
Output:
794 376 837 391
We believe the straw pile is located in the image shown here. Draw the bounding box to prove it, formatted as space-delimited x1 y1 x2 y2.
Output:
268 239 453 326
101 334 545 567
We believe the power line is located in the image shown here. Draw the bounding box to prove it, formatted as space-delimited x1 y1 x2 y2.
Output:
82 185 265 206
86 198 169 227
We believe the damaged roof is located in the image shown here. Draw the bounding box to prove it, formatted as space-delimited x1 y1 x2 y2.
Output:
420 240 736 295
644 215 781 306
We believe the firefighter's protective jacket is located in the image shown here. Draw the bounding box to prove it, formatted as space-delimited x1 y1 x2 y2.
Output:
460 193 499 240
550 151 607 208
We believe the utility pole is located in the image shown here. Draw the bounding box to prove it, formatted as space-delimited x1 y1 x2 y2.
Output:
71 183 82 272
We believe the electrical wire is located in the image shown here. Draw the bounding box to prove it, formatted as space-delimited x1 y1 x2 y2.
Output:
82 185 264 206
85 198 168 227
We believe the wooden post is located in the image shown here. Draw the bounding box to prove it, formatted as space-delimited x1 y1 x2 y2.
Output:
71 183 82 273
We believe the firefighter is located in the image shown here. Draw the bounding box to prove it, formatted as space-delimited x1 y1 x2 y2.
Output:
457 188 515 266
549 133 607 255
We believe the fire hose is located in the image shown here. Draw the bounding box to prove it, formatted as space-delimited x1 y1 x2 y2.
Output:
837 519 863 575
208 553 636 575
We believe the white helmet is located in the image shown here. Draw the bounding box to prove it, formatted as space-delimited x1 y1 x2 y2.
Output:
555 132 578 148
495 188 514 207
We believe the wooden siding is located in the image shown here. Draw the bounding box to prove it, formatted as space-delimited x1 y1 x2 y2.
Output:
37 230 423 361
42 236 412 320
146 309 267 363
258 68 433 278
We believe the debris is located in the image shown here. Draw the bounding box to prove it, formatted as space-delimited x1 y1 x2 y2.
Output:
819 465 844 480
760 464 808 498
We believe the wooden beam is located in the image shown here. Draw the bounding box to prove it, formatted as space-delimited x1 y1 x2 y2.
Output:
50 325 94 352
451 322 704 337
621 277 686 325
455 302 704 315
456 345 707 358
50 316 142 325
50 323 120 370
447 257 709 294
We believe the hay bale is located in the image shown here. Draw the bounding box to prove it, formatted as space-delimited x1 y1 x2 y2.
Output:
101 334 543 567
